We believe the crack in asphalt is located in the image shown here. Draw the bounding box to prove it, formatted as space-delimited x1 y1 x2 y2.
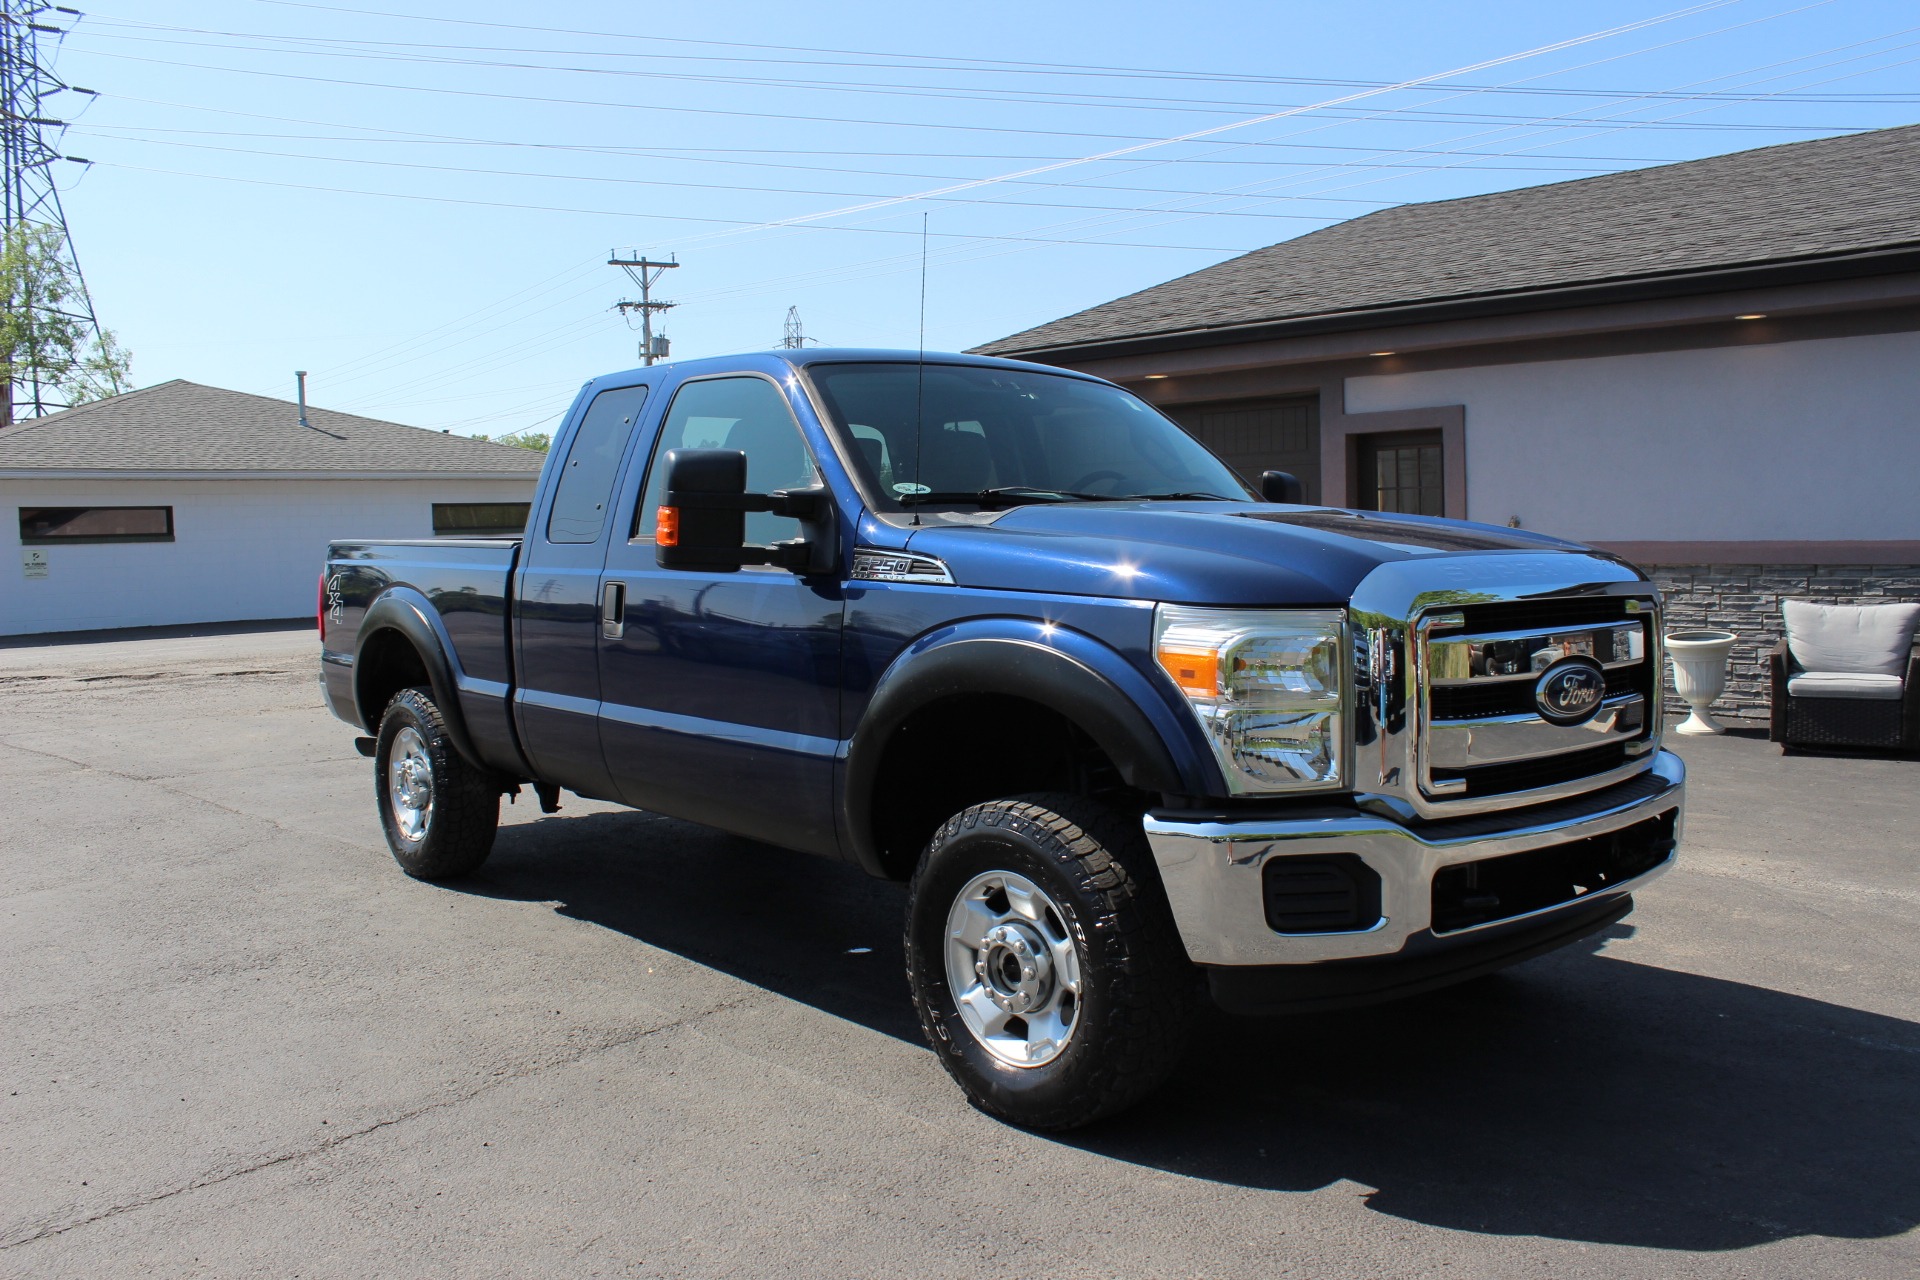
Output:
0 737 374 851
1679 849 1920 909
0 994 758 1250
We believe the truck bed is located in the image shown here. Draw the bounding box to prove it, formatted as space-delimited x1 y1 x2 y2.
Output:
321 537 525 773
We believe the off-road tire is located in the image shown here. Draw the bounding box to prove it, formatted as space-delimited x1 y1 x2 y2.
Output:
374 686 499 879
904 792 1193 1130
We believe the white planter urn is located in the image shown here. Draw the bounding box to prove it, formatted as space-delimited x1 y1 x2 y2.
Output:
1665 629 1740 735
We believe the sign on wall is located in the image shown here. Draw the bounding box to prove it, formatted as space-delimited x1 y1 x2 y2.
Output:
21 548 48 579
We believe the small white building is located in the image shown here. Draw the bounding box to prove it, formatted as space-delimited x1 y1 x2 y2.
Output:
1 380 544 637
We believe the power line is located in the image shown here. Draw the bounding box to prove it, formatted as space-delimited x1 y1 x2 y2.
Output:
72 21 1920 120
220 0 1915 105
79 42 1893 138
71 131 1410 220
247 255 606 395
1075 22 1917 236
93 92 1707 166
581 1 1754 257
89 159 1263 251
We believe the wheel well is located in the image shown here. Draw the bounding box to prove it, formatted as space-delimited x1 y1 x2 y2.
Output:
354 628 431 729
866 693 1147 880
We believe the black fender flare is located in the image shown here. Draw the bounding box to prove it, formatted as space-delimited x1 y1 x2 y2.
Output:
352 588 487 772
841 630 1201 877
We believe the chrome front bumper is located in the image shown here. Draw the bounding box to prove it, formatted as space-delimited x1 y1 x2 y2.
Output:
1143 750 1685 966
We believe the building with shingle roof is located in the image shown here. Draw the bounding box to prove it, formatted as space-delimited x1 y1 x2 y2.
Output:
977 123 1920 362
2 380 545 636
976 124 1920 723
0 379 547 476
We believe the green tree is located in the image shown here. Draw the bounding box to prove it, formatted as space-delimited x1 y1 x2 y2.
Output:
0 222 130 422
480 430 551 452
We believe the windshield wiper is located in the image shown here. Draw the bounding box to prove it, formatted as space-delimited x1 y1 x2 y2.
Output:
898 485 1107 507
1116 491 1237 501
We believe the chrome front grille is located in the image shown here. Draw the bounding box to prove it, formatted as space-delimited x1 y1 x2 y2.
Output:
1346 550 1664 822
1414 600 1659 807
1429 665 1640 720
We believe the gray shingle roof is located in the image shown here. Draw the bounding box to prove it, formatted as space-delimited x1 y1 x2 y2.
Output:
0 379 547 475
975 123 1920 356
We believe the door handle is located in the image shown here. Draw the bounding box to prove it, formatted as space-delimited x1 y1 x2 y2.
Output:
600 580 626 640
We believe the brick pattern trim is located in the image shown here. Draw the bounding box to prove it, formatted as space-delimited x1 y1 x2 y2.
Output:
1648 563 1920 722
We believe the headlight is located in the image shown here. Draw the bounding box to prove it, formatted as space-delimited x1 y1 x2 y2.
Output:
1153 605 1348 795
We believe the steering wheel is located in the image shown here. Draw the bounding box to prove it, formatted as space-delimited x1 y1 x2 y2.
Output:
1070 469 1128 494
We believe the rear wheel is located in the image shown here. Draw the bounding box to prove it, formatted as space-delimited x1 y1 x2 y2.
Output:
374 686 499 879
904 793 1193 1129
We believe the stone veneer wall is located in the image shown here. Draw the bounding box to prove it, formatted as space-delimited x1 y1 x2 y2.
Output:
1645 563 1920 724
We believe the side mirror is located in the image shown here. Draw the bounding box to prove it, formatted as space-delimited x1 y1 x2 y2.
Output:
1260 470 1305 504
654 448 836 575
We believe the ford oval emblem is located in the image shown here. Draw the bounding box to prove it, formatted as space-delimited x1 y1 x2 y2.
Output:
1534 658 1607 725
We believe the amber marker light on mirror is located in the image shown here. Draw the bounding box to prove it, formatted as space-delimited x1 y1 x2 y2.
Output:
1735 313 1767 320
1144 373 1169 379
655 507 680 547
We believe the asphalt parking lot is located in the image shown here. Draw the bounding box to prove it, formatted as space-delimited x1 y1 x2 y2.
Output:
2 627 1917 1278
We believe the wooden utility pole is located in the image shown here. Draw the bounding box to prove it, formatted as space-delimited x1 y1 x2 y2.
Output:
609 253 678 365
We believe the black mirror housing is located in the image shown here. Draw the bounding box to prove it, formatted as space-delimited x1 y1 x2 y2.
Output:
655 448 837 575
657 449 747 571
1260 470 1305 504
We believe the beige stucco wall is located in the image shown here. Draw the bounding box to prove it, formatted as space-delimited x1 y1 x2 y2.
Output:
1343 328 1920 544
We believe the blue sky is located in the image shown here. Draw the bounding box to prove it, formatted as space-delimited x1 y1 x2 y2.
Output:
40 0 1920 435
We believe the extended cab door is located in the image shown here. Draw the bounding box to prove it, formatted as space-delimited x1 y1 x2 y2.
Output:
513 380 652 800
595 372 844 855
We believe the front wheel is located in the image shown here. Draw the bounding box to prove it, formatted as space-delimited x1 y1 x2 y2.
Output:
904 793 1193 1129
374 686 499 879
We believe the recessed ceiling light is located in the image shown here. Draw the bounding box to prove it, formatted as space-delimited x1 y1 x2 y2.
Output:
1370 350 1395 357
1144 373 1169 379
1734 313 1767 320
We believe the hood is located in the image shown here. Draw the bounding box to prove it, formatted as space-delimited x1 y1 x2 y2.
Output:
900 502 1604 605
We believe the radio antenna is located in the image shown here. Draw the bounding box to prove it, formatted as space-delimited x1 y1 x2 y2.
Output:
918 212 929 357
911 211 929 527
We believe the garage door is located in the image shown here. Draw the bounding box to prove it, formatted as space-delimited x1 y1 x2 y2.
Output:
1167 396 1320 503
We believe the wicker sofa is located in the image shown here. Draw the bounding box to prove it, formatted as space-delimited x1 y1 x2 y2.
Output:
1769 600 1920 752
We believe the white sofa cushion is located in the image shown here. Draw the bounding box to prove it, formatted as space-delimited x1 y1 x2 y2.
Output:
1786 671 1906 701
1782 600 1920 677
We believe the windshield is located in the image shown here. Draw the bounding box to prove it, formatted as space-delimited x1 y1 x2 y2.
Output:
806 362 1253 507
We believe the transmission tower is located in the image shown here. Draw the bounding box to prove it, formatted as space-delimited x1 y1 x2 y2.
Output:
1 0 107 422
609 251 677 365
779 305 818 350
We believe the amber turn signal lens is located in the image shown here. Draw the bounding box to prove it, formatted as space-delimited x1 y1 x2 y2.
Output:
1157 648 1219 697
655 506 680 547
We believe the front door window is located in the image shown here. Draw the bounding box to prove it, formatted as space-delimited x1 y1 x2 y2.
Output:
633 375 818 546
1359 431 1443 516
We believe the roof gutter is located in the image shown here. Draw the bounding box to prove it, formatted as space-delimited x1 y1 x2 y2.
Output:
978 241 1920 363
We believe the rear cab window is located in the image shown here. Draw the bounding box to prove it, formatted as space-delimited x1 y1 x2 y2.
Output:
547 385 651 544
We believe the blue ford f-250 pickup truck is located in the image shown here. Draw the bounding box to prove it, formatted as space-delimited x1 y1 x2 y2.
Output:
321 349 1684 1129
